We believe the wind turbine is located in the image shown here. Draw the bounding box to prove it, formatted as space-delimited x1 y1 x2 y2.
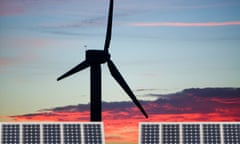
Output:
57 0 148 121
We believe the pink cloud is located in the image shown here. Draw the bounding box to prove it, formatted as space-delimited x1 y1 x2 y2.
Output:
0 8 24 16
3 37 52 48
128 21 240 27
0 58 15 67
0 1 24 16
210 97 240 104
0 36 56 68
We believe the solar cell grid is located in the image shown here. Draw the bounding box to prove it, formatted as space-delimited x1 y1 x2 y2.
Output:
223 124 240 144
141 124 159 144
23 124 40 144
203 124 221 144
2 124 20 144
63 124 81 144
84 124 102 144
43 124 61 144
183 124 200 144
162 124 180 144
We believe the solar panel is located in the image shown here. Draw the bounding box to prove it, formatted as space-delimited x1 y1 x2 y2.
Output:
83 123 103 144
43 124 61 144
139 122 240 144
162 124 180 144
2 124 20 144
141 124 159 144
23 124 40 144
203 124 221 144
63 124 81 144
223 124 240 144
183 124 200 144
0 122 104 144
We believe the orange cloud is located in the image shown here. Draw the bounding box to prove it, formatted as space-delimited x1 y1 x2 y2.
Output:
128 21 240 27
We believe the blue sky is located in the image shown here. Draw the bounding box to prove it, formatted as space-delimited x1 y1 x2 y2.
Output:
1 0 240 117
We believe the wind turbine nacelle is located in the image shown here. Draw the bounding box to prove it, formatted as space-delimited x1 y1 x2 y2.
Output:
86 50 110 64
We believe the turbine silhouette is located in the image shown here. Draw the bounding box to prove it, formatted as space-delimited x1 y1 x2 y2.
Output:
57 0 148 121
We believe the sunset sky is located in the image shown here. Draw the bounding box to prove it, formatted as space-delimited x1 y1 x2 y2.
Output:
1 0 240 143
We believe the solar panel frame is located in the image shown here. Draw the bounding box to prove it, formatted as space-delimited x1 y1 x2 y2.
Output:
0 122 105 144
139 122 240 144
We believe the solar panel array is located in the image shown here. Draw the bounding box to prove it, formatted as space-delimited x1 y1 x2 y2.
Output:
139 122 240 144
0 122 104 144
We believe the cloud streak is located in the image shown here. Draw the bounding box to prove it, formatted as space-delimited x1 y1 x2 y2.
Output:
128 21 240 27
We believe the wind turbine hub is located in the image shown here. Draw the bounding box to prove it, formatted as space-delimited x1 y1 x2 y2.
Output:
86 50 110 64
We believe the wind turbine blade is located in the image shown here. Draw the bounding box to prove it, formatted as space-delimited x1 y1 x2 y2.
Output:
107 60 148 118
57 61 90 81
104 0 113 52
